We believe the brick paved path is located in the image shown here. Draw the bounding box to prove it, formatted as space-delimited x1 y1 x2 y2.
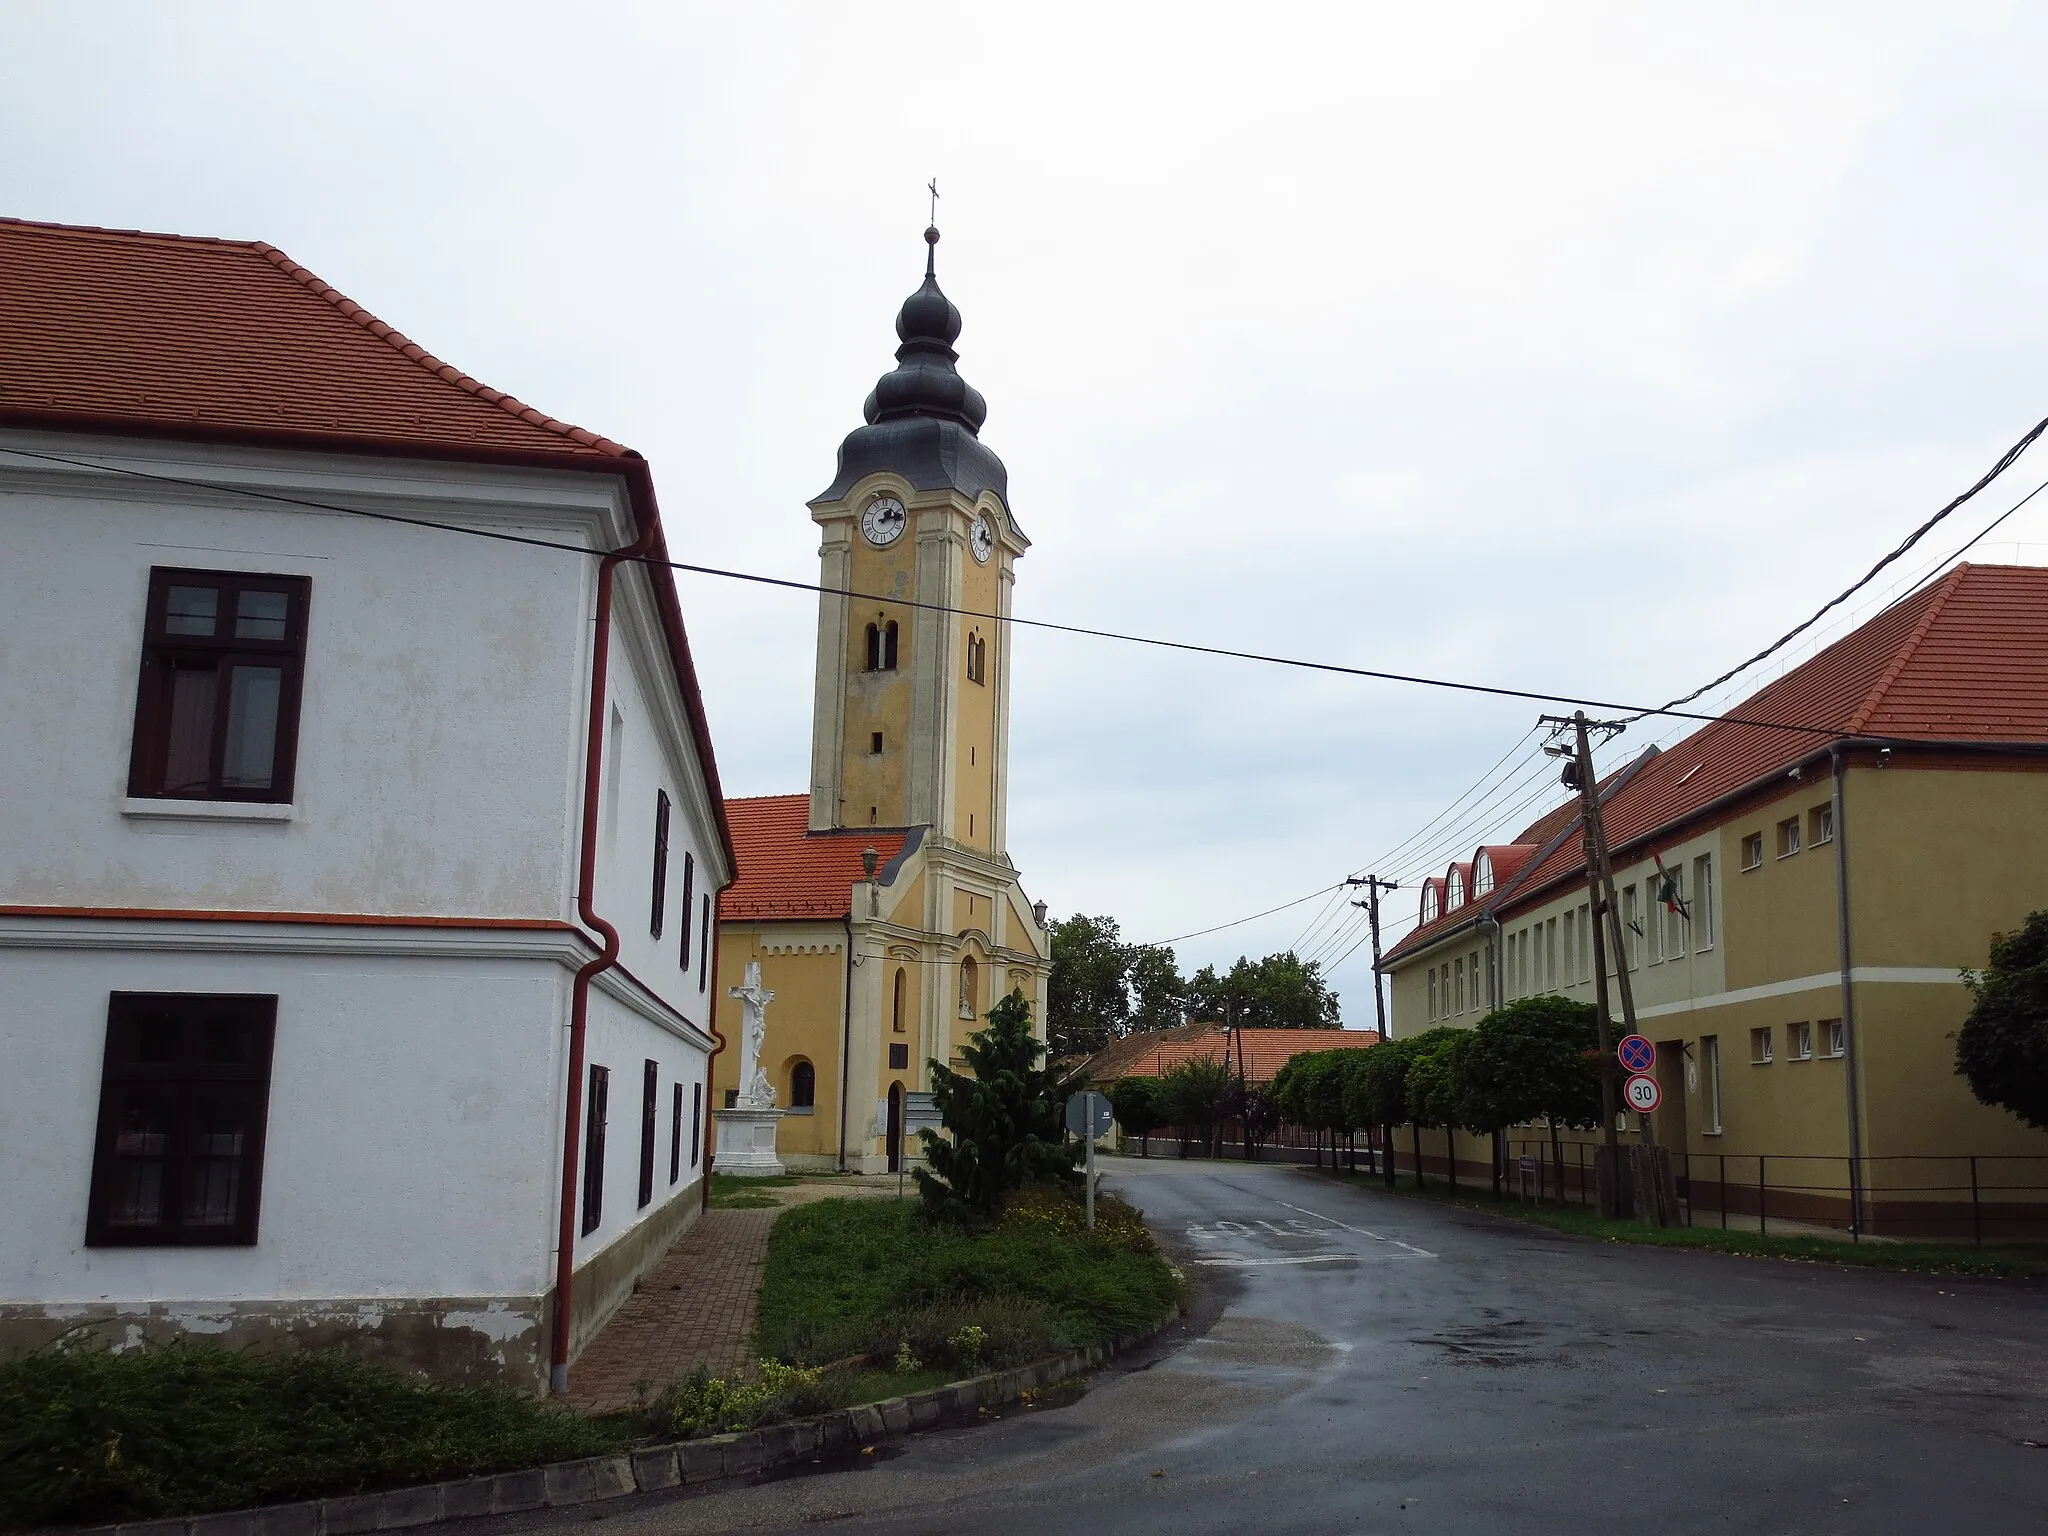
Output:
566 1207 780 1414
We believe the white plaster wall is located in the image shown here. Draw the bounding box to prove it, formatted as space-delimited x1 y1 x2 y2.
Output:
0 437 608 919
569 981 710 1265
587 562 727 1033
0 942 567 1303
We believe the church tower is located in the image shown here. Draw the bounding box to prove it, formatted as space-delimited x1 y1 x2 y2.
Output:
806 224 1025 859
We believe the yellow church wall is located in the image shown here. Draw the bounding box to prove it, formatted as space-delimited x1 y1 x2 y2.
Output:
838 533 918 829
951 543 999 851
711 924 848 1163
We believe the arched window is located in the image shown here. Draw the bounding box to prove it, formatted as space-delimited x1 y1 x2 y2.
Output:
966 632 987 685
1447 866 1466 908
892 967 906 1034
1420 881 1440 924
883 620 899 670
1473 850 1495 898
959 955 978 1020
865 623 882 672
789 1060 816 1109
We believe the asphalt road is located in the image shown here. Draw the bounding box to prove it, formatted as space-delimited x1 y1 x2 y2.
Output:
492 1158 2048 1535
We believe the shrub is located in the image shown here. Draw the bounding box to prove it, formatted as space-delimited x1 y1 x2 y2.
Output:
1957 912 2048 1130
917 992 1076 1221
657 1360 830 1438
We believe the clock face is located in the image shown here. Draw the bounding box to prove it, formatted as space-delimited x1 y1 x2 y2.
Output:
861 496 908 547
969 514 994 564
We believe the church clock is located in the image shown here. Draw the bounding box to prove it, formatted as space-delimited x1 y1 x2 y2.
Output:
861 495 907 547
968 514 994 564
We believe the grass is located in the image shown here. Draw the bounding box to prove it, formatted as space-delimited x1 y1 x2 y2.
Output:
0 1343 628 1531
1307 1166 2048 1279
752 1185 1187 1376
708 1172 805 1209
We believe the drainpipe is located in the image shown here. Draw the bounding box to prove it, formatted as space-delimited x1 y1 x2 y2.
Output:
549 517 655 1398
701 885 725 1214
1830 744 1867 1238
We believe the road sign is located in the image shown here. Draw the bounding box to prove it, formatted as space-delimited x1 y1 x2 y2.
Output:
1066 1090 1113 1140
1623 1073 1662 1113
1617 1034 1656 1074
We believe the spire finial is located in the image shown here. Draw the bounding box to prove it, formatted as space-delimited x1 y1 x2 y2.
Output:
925 178 940 276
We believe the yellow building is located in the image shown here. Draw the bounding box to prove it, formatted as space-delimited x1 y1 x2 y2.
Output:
710 226 1050 1171
1382 564 2048 1234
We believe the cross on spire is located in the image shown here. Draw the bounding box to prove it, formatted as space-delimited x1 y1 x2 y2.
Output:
928 177 940 224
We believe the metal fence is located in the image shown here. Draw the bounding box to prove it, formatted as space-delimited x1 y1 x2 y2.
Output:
1500 1138 2048 1243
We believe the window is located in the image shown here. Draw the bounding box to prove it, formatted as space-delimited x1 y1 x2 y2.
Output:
1454 956 1465 1013
689 1082 702 1167
1420 882 1440 924
1788 1021 1813 1061
1563 910 1576 987
1545 918 1557 989
1692 855 1715 949
580 1064 609 1235
870 731 884 755
892 967 906 1033
1447 867 1466 908
678 852 695 967
888 1043 910 1070
789 1061 816 1110
1750 1027 1773 1065
1810 803 1834 846
1741 833 1764 871
1579 903 1593 980
637 1059 658 1209
884 621 899 669
670 1082 684 1184
1647 877 1664 964
1428 968 1439 1020
1474 850 1495 898
959 955 978 1019
966 632 987 685
650 791 670 939
1702 1035 1723 1134
1471 949 1484 1010
1622 885 1641 969
1483 946 1496 1008
698 893 711 989
86 993 276 1247
1822 1019 1845 1058
128 569 310 802
1776 817 1801 858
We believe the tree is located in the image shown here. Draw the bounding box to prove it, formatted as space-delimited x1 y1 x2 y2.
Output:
1456 996 1602 1195
1110 1075 1166 1156
1159 1056 1234 1158
1957 911 2048 1130
916 991 1076 1221
1187 951 1342 1029
1046 914 1133 1057
1345 1034 1418 1188
1403 1027 1468 1187
1128 944 1188 1034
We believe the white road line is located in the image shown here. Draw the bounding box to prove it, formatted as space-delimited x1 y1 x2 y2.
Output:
1268 1197 1438 1258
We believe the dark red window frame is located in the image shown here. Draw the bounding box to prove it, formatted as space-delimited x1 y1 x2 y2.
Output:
128 568 311 803
690 1082 702 1168
86 993 276 1247
580 1065 609 1236
669 1081 684 1185
678 852 695 967
651 791 671 939
637 1058 658 1209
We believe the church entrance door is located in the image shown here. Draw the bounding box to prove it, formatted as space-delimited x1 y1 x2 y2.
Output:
887 1083 904 1173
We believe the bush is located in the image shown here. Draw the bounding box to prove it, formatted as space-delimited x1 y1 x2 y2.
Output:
1957 912 2048 1130
0 1341 622 1528
656 1360 831 1438
917 992 1076 1221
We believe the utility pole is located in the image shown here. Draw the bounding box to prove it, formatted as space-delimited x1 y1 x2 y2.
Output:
1541 711 1648 1218
1344 876 1400 1039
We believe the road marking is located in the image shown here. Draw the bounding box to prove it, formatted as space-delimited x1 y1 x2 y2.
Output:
1193 1254 1356 1267
1268 1198 1438 1258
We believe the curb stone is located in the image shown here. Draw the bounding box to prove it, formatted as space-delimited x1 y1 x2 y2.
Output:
56 1314 1176 1536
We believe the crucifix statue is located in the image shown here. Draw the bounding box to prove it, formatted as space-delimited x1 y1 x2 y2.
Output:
729 961 777 1108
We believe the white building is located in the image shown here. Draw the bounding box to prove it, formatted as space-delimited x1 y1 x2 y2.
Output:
0 217 735 1393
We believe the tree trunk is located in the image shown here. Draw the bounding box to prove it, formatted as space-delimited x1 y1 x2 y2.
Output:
1412 1122 1425 1189
1446 1126 1458 1190
1383 1123 1397 1188
1548 1116 1565 1206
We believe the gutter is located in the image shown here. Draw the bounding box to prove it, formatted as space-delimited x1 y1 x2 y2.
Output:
1830 745 1867 1237
550 515 656 1397
701 887 725 1214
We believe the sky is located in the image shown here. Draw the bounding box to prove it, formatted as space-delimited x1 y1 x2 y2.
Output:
9 3 2048 1026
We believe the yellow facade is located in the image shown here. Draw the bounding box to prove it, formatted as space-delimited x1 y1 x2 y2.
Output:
1384 759 2048 1230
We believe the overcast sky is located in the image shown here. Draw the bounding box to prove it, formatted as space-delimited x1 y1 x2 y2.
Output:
9 3 2048 1025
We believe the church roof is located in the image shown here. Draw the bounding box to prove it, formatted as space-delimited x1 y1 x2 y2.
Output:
816 226 1009 505
721 794 912 922
0 215 735 879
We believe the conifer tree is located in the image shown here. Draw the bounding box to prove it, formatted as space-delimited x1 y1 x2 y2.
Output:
916 991 1076 1220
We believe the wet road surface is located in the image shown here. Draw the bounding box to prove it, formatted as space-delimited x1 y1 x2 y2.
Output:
486 1158 2048 1534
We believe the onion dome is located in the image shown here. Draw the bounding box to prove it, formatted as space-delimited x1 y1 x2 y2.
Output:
817 226 1008 504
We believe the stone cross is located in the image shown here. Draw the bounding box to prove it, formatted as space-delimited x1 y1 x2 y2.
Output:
730 961 777 1108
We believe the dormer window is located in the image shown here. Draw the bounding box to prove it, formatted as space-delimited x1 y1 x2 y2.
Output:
1473 851 1495 898
1447 867 1466 908
1420 882 1441 924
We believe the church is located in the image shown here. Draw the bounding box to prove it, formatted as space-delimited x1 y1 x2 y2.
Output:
709 225 1051 1173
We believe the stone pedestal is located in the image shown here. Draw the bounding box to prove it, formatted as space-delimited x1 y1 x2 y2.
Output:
713 1106 785 1177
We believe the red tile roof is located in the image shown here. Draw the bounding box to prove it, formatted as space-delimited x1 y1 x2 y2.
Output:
0 217 624 462
0 217 734 878
1386 563 2048 960
1078 1024 1379 1086
721 795 911 922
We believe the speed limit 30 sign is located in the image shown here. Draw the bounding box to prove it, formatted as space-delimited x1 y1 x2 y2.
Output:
1623 1073 1662 1114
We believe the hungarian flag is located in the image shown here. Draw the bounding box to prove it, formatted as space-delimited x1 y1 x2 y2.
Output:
1652 850 1691 920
